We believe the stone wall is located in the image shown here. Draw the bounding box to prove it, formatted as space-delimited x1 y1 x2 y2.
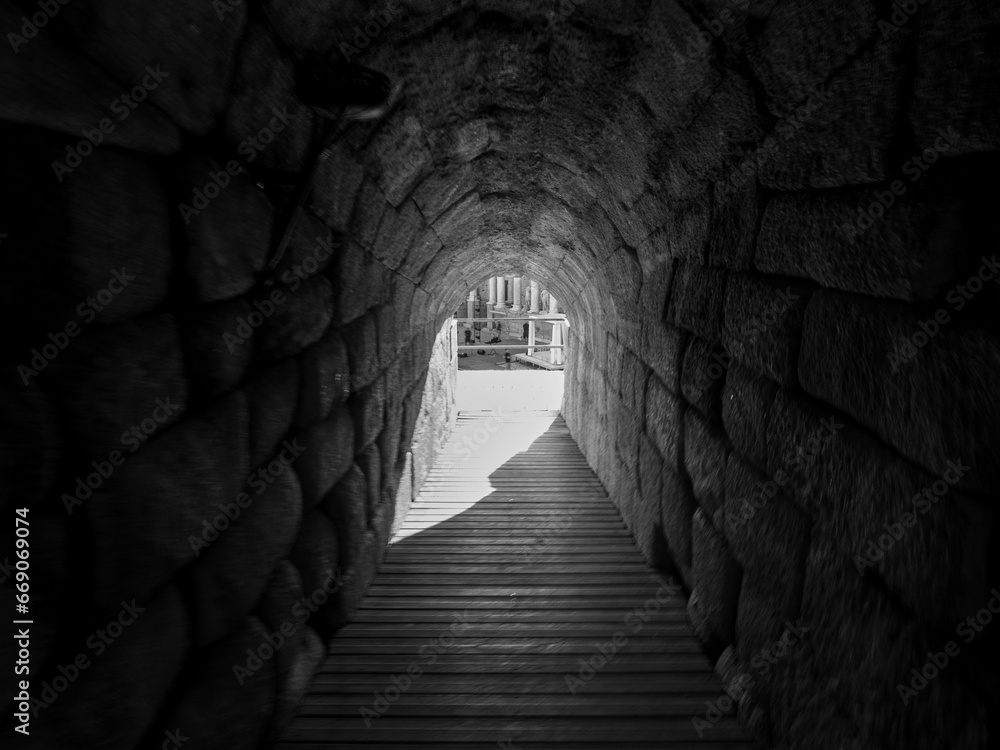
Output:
0 2 458 747
558 2 1000 748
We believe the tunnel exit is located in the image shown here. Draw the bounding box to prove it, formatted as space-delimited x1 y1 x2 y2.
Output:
452 278 567 412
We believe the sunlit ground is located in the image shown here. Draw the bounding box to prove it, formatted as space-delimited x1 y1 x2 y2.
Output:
391 377 566 542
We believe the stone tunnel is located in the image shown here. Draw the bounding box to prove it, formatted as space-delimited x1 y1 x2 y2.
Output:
1 0 998 748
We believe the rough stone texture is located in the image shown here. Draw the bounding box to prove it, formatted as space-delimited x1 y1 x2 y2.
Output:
680 335 726 423
721 363 778 472
690 507 742 649
684 408 728 520
321 464 367 572
147 616 276 750
290 509 344 635
799 289 1000 494
257 274 335 361
911 0 1000 155
722 273 813 387
179 160 273 303
293 406 355 509
183 297 255 397
89 393 249 610
295 329 350 430
667 262 728 342
57 0 249 135
241 358 300 469
42 314 188 463
183 466 303 647
754 188 972 303
30 584 190 750
644 373 682 471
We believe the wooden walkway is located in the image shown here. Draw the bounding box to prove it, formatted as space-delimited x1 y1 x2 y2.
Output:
278 413 749 749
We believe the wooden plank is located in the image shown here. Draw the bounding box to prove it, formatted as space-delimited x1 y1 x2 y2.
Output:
279 415 747 748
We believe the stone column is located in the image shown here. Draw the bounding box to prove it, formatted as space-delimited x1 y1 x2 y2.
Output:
494 276 507 310
466 290 475 320
527 319 536 356
550 320 563 366
488 277 497 306
529 280 540 313
548 292 558 314
511 276 523 312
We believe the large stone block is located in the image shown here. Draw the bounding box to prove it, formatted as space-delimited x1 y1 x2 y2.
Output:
331 241 389 326
42 313 187 463
684 409 728 520
667 262 728 342
641 320 686 394
57 0 248 134
733 572 807 696
724 454 809 610
799 289 1000 494
661 467 697 587
680 335 726 424
351 375 387 455
341 311 380 391
269 210 338 284
321 464 367 573
0 137 172 339
414 165 477 224
706 178 758 271
720 363 777 472
722 273 813 387
293 406 355 509
398 227 444 283
643 374 682 472
290 509 344 635
754 188 971 303
372 198 423 271
257 274 334 361
30 584 190 750
223 22 313 173
767 535 989 750
296 329 350 430
768 387 993 626
184 464 302 647
148 617 276 750
359 442 384 524
759 35 905 190
372 115 433 206
0 4 181 152
179 158 273 302
89 393 248 609
183 297 255 398
746 0 879 116
241 358 299 469
690 507 742 648
636 433 672 568
911 0 1000 155
311 143 366 233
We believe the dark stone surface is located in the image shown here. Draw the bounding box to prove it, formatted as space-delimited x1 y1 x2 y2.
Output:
293 405 355 509
720 363 777 472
